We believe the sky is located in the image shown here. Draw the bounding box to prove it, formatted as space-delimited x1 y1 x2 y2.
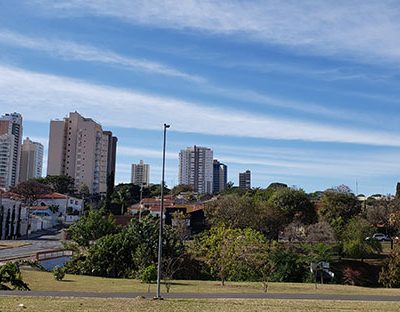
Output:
1 0 400 195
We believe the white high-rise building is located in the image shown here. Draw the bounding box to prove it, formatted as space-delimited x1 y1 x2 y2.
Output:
19 138 44 182
179 146 213 194
47 112 117 194
131 160 150 187
0 112 23 189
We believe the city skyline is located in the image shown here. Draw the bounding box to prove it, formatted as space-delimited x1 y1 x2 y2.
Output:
1 2 400 194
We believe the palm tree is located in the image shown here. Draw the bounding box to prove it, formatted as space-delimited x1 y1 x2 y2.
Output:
112 188 131 215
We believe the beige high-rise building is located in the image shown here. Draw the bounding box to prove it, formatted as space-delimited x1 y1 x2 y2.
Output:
19 137 43 182
47 112 117 194
0 112 23 189
131 160 150 187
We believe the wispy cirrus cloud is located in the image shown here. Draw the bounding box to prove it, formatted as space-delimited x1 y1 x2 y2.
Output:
1 64 400 147
0 30 388 127
32 0 400 65
0 30 396 128
0 29 204 82
116 143 400 181
117 146 177 160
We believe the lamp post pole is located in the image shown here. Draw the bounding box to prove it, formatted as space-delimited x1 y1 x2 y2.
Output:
156 123 170 299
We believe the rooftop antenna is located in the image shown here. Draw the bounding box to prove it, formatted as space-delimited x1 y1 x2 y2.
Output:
355 179 358 195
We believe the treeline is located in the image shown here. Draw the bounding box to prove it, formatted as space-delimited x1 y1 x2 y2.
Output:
63 184 400 288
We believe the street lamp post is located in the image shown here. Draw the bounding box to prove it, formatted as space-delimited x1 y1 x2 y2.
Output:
155 123 170 299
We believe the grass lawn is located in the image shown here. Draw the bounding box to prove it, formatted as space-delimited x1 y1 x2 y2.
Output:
1 297 400 312
20 268 400 296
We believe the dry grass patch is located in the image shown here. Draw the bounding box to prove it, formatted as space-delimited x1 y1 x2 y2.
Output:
1 297 400 312
19 268 400 297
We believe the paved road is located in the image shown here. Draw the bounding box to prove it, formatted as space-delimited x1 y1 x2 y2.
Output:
0 228 63 261
1 291 400 302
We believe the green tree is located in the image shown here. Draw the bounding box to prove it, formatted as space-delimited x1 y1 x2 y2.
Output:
196 225 267 285
11 180 51 207
149 183 171 197
342 217 381 260
104 172 115 212
318 189 361 233
140 264 157 284
67 209 119 247
171 184 193 197
205 194 263 230
112 187 131 215
268 188 317 225
269 246 307 282
35 175 75 194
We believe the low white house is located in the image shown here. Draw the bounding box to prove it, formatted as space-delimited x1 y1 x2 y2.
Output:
1 192 83 239
35 192 83 216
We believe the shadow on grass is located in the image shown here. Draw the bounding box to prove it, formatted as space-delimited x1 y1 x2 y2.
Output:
166 282 193 286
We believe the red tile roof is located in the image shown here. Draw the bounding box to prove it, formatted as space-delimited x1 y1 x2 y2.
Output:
37 192 68 199
30 205 50 210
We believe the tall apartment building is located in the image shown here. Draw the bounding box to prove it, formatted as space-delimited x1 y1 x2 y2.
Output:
19 137 44 182
213 160 227 194
179 146 213 194
47 112 117 194
131 160 150 187
239 170 251 189
0 112 23 189
104 131 118 188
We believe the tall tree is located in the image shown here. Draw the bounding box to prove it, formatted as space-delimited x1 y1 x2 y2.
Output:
318 189 361 232
112 187 131 215
35 175 75 194
11 181 51 207
268 188 317 225
342 217 381 260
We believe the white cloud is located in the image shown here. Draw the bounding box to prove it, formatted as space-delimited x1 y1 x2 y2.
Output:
0 29 203 82
0 30 395 128
1 64 399 146
33 0 400 65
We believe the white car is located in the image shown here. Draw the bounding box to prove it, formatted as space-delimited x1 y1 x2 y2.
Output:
366 233 390 242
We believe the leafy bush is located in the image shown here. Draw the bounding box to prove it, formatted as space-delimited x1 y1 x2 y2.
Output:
195 226 270 284
67 209 119 247
342 217 381 259
269 247 307 282
0 263 30 290
140 264 157 284
53 266 65 281
68 216 183 278
379 245 400 288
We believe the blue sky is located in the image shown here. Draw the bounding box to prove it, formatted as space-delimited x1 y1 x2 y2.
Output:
1 1 400 195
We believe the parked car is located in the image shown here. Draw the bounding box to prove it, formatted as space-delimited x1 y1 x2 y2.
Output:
366 233 391 242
